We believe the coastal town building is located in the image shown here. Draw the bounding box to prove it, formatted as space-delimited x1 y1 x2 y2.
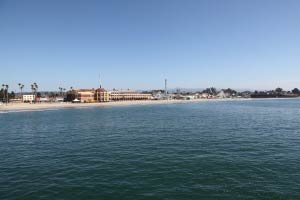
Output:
95 87 111 102
174 94 197 100
76 89 96 103
9 98 22 103
200 93 212 99
110 90 152 101
55 97 64 102
22 95 35 103
39 97 50 102
70 88 152 103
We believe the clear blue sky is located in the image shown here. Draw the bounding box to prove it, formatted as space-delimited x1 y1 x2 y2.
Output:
1 0 300 92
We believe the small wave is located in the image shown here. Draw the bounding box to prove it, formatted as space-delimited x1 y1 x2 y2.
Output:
0 109 60 114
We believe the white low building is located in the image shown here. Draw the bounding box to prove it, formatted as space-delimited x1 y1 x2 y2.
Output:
183 95 196 100
200 93 209 98
55 97 64 102
23 95 36 102
39 97 49 102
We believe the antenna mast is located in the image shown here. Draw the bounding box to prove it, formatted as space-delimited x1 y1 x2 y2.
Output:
99 74 101 88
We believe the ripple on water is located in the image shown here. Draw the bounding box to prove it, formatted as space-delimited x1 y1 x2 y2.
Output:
1 100 300 199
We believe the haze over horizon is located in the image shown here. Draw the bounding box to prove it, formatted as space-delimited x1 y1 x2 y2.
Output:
1 0 300 92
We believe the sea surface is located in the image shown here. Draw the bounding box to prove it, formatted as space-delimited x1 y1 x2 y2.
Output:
1 99 300 200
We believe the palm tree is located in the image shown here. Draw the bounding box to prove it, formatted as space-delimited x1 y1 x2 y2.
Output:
21 85 24 98
70 86 77 100
18 83 24 101
31 84 34 102
31 83 38 103
58 87 62 96
1 84 5 103
0 84 8 104
34 82 38 92
292 88 300 95
58 87 66 97
275 87 283 93
31 84 34 93
18 83 21 98
4 84 9 104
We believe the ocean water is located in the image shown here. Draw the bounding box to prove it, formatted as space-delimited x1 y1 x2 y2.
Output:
1 99 300 200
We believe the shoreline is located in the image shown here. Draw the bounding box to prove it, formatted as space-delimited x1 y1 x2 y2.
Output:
0 98 299 112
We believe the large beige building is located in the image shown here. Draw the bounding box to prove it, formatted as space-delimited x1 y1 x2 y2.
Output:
95 88 111 102
110 90 152 101
76 89 95 103
73 88 152 102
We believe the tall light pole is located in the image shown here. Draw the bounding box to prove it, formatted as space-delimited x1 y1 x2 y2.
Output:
165 79 168 99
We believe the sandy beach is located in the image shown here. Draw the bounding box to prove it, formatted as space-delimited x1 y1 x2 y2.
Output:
0 98 256 112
